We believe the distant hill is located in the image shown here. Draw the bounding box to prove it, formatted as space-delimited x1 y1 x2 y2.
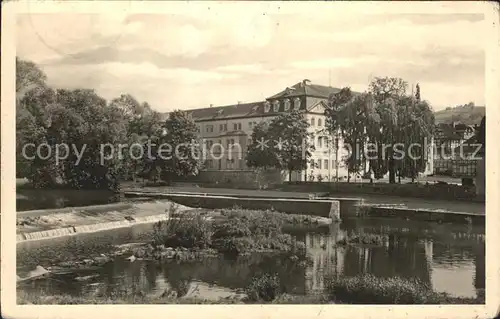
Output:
434 103 485 125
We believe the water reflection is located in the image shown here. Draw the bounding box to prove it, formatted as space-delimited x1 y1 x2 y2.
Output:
17 218 485 300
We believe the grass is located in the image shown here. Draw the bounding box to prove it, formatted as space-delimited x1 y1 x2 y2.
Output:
19 273 482 304
326 274 485 304
147 208 312 258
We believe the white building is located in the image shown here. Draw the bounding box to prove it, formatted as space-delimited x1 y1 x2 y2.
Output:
165 79 356 182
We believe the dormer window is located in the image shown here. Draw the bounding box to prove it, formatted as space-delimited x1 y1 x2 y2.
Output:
293 97 301 110
284 99 291 111
264 101 271 113
273 100 280 112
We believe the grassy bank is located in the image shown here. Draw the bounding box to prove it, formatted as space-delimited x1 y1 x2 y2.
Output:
326 274 484 304
18 273 483 304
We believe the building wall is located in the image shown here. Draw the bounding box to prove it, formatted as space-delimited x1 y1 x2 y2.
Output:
192 99 352 181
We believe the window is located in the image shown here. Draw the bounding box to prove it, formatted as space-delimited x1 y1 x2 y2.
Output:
324 159 329 170
206 125 214 133
284 99 291 111
220 124 227 132
317 159 322 169
318 137 323 148
226 159 234 169
206 140 214 149
311 118 315 126
264 101 271 113
293 97 301 110
205 159 213 169
318 118 322 126
233 123 242 131
273 100 280 112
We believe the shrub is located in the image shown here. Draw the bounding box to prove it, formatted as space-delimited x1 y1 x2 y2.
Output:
245 273 281 302
152 213 213 249
336 232 385 246
326 274 439 304
212 237 255 255
212 219 252 239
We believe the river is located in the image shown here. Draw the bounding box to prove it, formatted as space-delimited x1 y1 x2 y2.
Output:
17 214 485 301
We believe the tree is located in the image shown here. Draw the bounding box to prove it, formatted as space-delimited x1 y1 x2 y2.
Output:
325 77 435 184
52 89 129 190
246 122 279 170
325 88 380 180
269 111 315 181
368 77 408 104
16 58 59 183
415 83 421 102
246 111 314 181
158 110 201 183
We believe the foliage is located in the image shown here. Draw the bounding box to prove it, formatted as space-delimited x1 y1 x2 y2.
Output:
245 273 281 302
151 208 293 255
325 274 483 304
325 88 379 178
336 232 385 246
246 111 315 180
158 110 201 182
325 76 435 183
246 122 278 169
152 213 213 249
16 58 197 189
16 58 129 190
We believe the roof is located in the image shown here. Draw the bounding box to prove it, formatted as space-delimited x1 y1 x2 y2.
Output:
161 80 360 122
266 81 345 99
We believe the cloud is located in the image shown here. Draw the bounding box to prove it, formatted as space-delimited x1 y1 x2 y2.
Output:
16 9 486 111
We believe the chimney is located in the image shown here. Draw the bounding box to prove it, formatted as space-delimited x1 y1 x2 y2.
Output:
237 101 242 104
210 104 213 108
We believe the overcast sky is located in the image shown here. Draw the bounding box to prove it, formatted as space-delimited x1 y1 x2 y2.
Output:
16 2 487 112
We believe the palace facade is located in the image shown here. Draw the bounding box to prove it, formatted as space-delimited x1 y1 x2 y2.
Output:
166 79 353 182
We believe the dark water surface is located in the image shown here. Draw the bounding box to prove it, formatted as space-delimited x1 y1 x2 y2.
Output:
17 217 485 301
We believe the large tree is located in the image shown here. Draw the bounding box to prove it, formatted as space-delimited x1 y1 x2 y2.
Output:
325 88 380 181
157 110 201 183
16 58 134 189
246 111 314 181
325 77 434 184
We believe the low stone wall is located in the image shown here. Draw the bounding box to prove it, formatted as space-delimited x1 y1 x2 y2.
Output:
358 205 484 226
129 193 340 221
281 182 480 202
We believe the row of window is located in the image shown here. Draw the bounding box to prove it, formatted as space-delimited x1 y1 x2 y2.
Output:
203 122 245 133
204 158 338 170
312 159 339 170
205 159 245 170
309 117 324 127
205 139 238 149
264 98 301 113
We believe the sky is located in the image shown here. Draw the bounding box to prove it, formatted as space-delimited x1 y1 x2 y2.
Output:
15 2 487 112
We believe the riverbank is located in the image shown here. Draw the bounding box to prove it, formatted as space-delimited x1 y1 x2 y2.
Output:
18 274 484 305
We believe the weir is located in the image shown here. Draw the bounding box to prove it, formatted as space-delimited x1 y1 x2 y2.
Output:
125 191 342 221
